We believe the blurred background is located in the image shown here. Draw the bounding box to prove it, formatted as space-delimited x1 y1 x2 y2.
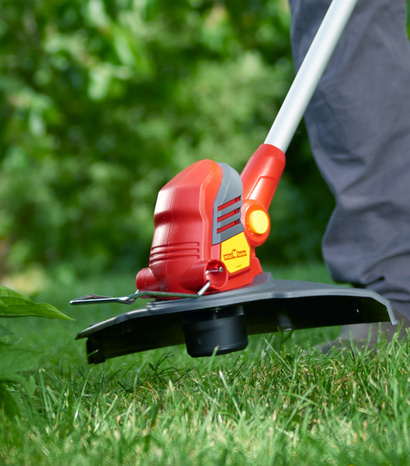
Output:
1 0 409 292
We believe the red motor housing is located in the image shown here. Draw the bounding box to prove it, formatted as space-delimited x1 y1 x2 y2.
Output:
136 144 285 296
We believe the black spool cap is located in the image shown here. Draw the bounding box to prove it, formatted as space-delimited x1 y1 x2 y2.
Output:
182 305 248 357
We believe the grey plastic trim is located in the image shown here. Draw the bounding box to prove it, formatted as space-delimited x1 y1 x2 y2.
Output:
212 163 244 244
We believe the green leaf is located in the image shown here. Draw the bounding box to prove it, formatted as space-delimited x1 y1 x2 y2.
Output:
0 383 20 418
0 343 41 382
0 324 13 338
0 285 74 320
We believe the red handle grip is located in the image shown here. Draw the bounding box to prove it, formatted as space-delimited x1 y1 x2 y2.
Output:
241 144 286 210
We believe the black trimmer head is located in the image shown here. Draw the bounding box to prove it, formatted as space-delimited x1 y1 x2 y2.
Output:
76 273 396 364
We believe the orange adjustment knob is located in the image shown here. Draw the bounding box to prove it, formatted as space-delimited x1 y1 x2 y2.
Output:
249 210 270 235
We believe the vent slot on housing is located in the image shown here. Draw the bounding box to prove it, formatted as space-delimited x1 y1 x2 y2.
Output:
212 163 244 244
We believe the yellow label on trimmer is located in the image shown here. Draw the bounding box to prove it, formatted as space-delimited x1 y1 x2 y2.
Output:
221 233 250 273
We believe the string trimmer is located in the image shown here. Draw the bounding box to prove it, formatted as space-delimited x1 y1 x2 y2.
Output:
71 0 396 364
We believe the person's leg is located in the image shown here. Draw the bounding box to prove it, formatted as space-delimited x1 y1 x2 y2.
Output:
288 0 410 342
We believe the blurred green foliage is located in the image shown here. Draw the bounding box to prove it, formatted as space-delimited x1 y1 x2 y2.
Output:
0 284 72 418
0 0 338 278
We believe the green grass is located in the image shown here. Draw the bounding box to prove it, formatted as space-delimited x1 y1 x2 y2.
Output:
1 263 409 465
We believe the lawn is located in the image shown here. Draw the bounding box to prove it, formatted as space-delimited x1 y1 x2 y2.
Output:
1 263 409 465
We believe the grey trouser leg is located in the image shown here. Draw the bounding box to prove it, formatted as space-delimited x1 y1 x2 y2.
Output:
288 0 410 319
